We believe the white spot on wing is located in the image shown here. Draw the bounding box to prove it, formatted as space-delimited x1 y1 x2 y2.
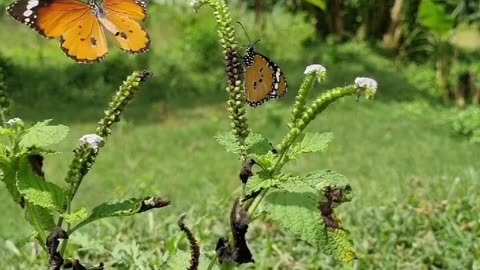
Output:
23 10 33 17
26 0 39 10
275 69 280 81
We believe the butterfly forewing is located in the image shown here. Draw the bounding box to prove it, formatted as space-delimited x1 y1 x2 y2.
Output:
6 0 90 38
244 52 287 106
104 0 148 21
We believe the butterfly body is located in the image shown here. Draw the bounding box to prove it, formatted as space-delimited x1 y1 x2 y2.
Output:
6 0 150 63
243 45 287 107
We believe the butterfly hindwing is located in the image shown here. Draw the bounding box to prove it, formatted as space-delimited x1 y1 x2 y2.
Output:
244 48 287 107
60 14 108 63
104 12 150 53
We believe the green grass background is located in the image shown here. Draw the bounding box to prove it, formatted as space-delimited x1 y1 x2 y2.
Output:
0 2 479 269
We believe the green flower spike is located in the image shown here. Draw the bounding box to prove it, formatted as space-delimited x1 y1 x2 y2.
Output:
289 64 327 129
0 69 12 125
60 70 152 231
193 0 249 158
279 72 378 152
96 70 153 138
65 70 152 186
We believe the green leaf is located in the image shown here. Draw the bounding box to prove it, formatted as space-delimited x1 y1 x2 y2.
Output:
19 120 69 149
0 158 23 206
265 189 356 262
164 250 218 270
246 133 271 155
290 132 333 159
304 170 351 191
215 131 239 154
16 156 66 213
24 204 55 231
419 0 454 37
245 173 280 196
73 197 169 231
215 132 271 155
251 151 276 170
305 0 326 10
61 208 88 224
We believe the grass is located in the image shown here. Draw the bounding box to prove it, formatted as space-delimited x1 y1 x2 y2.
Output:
0 3 479 269
1 100 478 269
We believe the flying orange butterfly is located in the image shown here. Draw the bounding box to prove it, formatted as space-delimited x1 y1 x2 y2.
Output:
238 23 287 107
6 0 150 63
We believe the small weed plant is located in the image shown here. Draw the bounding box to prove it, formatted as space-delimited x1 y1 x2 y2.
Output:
0 0 378 269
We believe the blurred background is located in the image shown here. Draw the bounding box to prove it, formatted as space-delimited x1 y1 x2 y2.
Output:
0 0 479 269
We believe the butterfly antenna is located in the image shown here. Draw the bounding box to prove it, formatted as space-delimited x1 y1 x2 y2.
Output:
237 21 253 44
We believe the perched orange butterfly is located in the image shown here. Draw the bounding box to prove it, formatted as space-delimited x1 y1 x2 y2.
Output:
238 23 287 107
6 0 150 63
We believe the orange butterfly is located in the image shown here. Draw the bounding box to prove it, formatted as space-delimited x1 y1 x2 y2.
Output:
6 0 150 63
243 45 288 106
237 22 287 107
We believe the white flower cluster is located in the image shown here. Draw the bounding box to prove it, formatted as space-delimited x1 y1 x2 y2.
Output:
6 117 22 126
354 77 378 91
79 134 104 153
190 0 204 11
304 64 327 75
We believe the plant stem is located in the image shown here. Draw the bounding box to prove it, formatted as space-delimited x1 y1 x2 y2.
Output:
247 86 358 215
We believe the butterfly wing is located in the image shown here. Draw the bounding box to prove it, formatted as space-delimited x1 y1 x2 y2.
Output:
7 0 89 38
60 15 108 63
103 0 147 21
7 0 108 63
103 0 150 53
244 53 287 107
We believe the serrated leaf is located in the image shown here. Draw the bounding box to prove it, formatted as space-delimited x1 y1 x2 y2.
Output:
251 151 276 169
215 131 239 154
19 120 69 148
16 156 66 213
325 227 357 262
75 197 169 230
164 250 218 270
265 188 356 262
61 208 88 224
290 132 333 159
215 132 271 155
25 204 55 231
0 158 23 206
246 133 271 155
245 174 280 196
304 170 350 191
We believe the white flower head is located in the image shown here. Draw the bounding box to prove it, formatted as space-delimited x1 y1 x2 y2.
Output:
304 64 327 83
355 77 378 90
6 117 23 126
354 77 378 99
79 134 104 152
304 64 326 75
190 0 204 11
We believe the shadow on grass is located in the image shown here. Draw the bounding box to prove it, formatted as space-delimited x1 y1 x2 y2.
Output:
1 42 442 124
